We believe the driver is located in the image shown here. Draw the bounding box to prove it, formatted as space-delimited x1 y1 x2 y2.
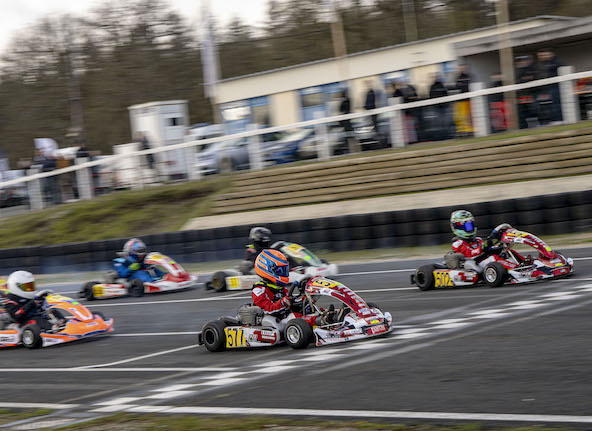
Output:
3 270 53 330
245 227 272 264
113 238 149 280
251 249 292 315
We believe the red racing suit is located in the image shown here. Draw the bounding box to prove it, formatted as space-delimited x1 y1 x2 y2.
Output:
451 237 486 259
251 281 316 325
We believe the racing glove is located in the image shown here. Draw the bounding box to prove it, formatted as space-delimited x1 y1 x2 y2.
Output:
280 297 292 308
129 263 141 271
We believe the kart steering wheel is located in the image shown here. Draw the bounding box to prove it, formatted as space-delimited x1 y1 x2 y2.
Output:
288 281 306 299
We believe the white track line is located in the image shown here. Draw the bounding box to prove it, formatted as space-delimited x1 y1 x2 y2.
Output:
76 344 199 368
0 368 233 373
134 406 592 424
0 402 80 409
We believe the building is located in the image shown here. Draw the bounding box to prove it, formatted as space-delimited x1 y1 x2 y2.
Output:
215 16 572 132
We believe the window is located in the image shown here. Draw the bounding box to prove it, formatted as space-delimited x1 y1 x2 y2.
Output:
167 117 184 127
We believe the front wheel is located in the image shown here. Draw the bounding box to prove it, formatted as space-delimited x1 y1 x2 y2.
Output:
211 271 228 292
21 324 43 349
415 265 435 291
284 318 313 349
129 279 145 297
202 320 227 352
81 282 99 301
484 262 507 288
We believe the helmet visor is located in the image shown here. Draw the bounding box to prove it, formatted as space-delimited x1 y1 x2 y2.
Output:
274 264 289 278
18 281 36 292
454 220 475 232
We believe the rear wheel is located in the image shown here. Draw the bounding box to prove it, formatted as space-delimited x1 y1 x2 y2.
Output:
415 265 436 291
21 324 42 349
129 279 145 297
211 271 228 293
202 320 227 352
82 282 99 301
484 262 507 288
284 318 313 349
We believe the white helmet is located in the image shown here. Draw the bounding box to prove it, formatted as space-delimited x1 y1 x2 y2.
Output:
7 270 36 299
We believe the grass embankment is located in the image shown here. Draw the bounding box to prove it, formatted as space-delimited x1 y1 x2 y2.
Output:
0 178 230 248
0 409 51 425
54 413 583 431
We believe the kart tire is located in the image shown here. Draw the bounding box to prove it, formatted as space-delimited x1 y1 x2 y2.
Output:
415 265 436 291
211 271 228 293
21 324 42 349
284 318 313 350
202 320 227 352
129 279 145 297
484 262 507 288
82 282 99 301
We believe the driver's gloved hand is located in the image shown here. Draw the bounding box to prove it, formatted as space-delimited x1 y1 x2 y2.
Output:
129 263 141 271
280 297 292 308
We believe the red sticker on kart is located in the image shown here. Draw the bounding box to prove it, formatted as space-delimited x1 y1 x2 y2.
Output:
368 325 386 335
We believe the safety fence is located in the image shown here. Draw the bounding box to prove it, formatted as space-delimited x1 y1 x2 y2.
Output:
1 189 590 274
0 67 592 217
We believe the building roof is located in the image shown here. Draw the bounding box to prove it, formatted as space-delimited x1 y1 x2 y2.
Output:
220 15 573 84
454 15 592 56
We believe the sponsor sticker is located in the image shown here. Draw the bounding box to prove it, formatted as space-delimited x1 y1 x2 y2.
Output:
369 324 386 334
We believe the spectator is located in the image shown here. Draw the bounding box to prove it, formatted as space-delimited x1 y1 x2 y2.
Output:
75 138 90 159
363 80 378 129
135 132 155 170
427 73 450 140
489 73 506 133
391 80 418 143
515 55 537 128
338 90 357 153
536 48 563 124
39 150 61 205
453 65 474 136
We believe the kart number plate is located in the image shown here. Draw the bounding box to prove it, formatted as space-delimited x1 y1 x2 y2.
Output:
93 286 104 296
433 271 454 287
225 327 247 348
227 277 241 289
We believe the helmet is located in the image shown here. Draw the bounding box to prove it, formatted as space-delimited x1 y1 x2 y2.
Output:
254 249 290 289
249 227 271 248
123 238 147 260
7 270 36 299
450 209 477 239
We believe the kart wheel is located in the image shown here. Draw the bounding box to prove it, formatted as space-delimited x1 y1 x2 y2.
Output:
202 320 227 352
415 265 436 291
484 262 507 288
82 282 99 301
211 271 228 293
21 324 42 349
129 279 145 297
284 318 313 350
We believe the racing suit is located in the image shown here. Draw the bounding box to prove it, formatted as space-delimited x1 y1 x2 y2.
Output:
251 281 316 327
113 255 148 280
3 293 51 330
451 237 486 258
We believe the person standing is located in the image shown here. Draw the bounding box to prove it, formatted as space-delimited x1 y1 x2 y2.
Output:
363 80 378 130
453 65 474 136
515 55 537 128
536 48 563 124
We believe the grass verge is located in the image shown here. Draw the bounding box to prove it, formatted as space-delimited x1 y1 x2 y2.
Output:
0 177 230 248
0 409 52 425
56 413 584 431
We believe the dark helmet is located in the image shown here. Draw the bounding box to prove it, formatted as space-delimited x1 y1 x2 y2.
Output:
249 227 271 248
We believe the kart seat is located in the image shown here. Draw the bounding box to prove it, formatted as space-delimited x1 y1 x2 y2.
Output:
445 252 465 269
104 270 119 284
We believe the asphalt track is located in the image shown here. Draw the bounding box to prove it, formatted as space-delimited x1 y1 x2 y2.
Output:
2 248 592 429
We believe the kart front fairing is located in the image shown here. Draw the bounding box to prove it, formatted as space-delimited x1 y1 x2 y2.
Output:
273 241 338 282
302 277 393 346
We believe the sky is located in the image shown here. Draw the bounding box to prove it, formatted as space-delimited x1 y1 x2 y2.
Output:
0 0 269 55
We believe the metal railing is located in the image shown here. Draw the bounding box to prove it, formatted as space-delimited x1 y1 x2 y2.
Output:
1 66 591 214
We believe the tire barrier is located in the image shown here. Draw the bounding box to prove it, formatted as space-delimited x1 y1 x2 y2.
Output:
1 190 590 274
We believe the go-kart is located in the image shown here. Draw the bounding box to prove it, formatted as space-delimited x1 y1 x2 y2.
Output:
207 241 338 292
0 291 113 348
198 276 393 351
79 252 197 300
411 225 574 291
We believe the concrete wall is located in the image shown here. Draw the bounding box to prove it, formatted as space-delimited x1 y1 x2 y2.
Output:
270 91 300 126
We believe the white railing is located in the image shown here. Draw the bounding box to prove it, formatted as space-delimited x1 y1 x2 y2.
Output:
1 66 591 213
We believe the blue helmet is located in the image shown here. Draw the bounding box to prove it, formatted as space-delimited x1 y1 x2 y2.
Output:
123 238 147 260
